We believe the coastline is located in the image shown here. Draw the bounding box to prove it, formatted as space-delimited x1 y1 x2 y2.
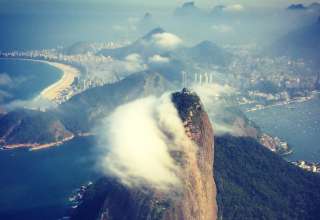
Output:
1 135 75 151
0 132 96 151
0 57 80 103
245 91 320 163
39 61 79 102
245 91 320 113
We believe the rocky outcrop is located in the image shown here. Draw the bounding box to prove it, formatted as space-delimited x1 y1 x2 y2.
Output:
170 88 217 220
71 89 217 220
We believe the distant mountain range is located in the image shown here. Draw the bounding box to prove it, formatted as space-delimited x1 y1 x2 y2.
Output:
0 28 245 151
99 27 231 68
63 42 95 55
175 40 232 67
287 2 320 11
99 28 166 59
0 26 233 148
287 4 307 10
174 1 203 17
267 17 320 65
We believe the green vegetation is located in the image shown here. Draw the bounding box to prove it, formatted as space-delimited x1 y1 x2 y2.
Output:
0 109 71 145
215 135 320 220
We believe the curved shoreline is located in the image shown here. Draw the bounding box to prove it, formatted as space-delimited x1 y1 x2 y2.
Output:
0 132 95 151
39 61 79 102
1 134 75 151
245 91 320 113
0 58 80 103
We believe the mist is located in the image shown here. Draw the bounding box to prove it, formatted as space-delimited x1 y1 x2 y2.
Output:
97 94 196 190
191 83 237 135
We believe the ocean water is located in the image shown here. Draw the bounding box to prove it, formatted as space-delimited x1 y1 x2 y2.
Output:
0 59 62 104
0 59 101 219
0 137 100 220
245 95 320 162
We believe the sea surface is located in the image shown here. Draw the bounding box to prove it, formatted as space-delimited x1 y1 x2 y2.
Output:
0 137 100 220
0 59 101 219
245 95 320 163
0 59 62 104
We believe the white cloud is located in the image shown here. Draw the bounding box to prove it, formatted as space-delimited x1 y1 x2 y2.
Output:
151 32 183 50
211 24 234 33
124 53 147 72
224 4 244 12
80 55 147 86
5 96 57 111
191 83 235 135
148 54 170 64
192 83 233 105
97 94 195 190
125 53 142 63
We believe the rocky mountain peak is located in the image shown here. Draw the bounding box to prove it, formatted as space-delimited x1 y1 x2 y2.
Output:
142 27 165 40
287 4 306 10
71 89 217 220
182 1 195 8
172 88 203 122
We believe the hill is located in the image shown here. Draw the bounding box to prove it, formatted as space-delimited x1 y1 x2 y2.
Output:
98 28 166 59
0 72 173 147
175 40 232 67
63 42 94 55
215 135 320 220
0 109 72 147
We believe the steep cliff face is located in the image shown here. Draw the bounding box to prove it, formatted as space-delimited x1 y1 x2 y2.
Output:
169 88 217 220
71 89 217 220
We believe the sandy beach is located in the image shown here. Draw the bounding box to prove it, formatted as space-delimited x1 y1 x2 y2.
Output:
0 57 80 103
39 61 79 102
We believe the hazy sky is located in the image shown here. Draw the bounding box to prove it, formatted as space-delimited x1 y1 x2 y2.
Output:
137 0 317 7
0 0 318 8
